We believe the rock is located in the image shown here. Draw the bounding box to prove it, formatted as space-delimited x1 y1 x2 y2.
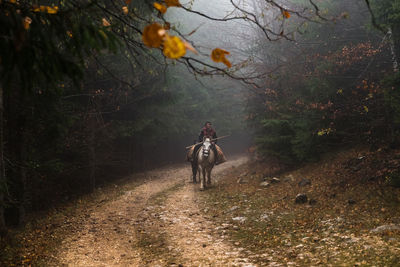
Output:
283 174 295 182
259 181 270 187
370 224 400 233
232 216 247 223
295 193 308 204
298 178 311 186
309 199 317 205
229 206 239 212
237 177 249 184
347 199 356 205
271 177 280 183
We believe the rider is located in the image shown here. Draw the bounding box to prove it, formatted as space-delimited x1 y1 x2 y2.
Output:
188 121 226 165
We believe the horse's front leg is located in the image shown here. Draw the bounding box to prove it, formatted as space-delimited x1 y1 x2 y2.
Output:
207 168 212 185
200 167 206 191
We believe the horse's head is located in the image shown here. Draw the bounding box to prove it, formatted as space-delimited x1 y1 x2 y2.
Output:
202 138 212 158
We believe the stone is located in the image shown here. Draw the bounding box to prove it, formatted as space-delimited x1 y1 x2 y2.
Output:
298 178 311 186
229 206 239 212
237 177 249 184
295 193 308 204
232 216 247 223
370 224 400 233
271 177 280 183
259 181 270 187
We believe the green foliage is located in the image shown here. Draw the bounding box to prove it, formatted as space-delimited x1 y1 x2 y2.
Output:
248 0 394 164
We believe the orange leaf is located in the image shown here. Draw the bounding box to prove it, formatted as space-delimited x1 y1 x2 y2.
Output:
211 48 231 68
163 35 186 59
283 10 290 18
122 6 129 15
102 18 111 27
23 16 32 30
184 41 198 54
153 2 167 14
142 23 164 48
125 0 132 4
165 0 181 7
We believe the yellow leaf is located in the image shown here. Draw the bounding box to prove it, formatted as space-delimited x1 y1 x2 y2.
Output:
165 0 181 7
23 16 32 30
283 10 291 19
102 18 111 27
32 5 58 14
122 6 129 15
363 106 369 113
46 6 58 14
153 2 167 14
211 48 232 68
66 30 73 38
337 88 343 94
142 23 164 48
163 35 186 59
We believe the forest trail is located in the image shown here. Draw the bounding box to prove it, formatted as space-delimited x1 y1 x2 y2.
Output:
55 156 254 266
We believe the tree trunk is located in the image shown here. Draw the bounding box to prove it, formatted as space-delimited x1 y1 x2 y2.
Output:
388 27 399 73
18 130 28 226
0 85 6 235
88 114 96 192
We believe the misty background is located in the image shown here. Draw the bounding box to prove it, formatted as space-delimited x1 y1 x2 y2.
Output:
0 0 398 228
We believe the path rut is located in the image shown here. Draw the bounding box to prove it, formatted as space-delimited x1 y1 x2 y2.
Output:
55 156 254 266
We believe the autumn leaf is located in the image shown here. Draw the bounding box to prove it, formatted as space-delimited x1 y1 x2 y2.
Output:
153 2 167 14
184 41 198 54
122 6 129 15
282 10 291 19
125 0 132 4
46 6 58 14
163 35 186 59
102 18 111 27
33 6 58 14
165 0 181 7
142 23 164 48
23 16 32 30
211 48 232 68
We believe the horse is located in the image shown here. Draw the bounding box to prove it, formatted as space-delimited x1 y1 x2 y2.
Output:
196 137 216 190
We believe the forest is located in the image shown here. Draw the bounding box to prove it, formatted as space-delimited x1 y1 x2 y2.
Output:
0 0 399 266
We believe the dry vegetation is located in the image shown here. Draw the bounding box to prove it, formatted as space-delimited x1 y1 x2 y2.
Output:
201 147 400 266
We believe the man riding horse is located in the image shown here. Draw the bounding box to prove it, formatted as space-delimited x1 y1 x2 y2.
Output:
187 121 226 165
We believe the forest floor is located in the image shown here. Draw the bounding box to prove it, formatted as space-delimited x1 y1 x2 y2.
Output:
2 147 400 266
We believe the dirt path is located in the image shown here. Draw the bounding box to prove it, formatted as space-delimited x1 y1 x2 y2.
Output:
55 156 254 266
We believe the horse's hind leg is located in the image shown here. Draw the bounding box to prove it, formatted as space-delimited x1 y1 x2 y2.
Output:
191 161 197 183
